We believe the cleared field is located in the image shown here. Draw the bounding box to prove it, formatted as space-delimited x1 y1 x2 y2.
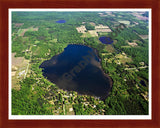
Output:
17 29 25 36
115 53 132 64
32 45 50 57
76 25 86 33
126 40 138 47
105 12 115 17
128 43 137 47
89 22 96 26
99 14 108 17
18 27 39 36
35 40 40 44
12 53 29 90
49 39 57 43
139 35 148 39
14 23 24 27
105 45 115 53
95 24 112 32
81 32 92 38
65 104 75 115
12 53 24 66
118 20 130 25
18 29 28 36
77 24 111 37
132 12 148 21
88 30 98 37
32 47 40 55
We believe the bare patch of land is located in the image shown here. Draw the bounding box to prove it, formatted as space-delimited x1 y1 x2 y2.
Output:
134 31 148 40
18 29 28 36
81 32 92 37
95 24 112 32
139 35 148 39
88 30 98 37
77 24 112 38
105 12 115 17
81 30 98 37
126 40 138 47
89 22 96 26
132 12 148 21
76 25 86 33
118 20 130 25
12 53 24 66
12 53 29 90
14 23 24 27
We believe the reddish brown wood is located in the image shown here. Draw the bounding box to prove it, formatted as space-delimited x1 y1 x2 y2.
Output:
0 0 160 128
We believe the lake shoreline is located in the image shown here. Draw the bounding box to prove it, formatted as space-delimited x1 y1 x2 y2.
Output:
40 43 113 100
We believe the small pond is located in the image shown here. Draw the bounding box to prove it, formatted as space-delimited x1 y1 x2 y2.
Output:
99 36 113 44
56 20 66 23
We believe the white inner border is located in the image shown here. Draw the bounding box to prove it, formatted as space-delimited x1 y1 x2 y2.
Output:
9 8 152 120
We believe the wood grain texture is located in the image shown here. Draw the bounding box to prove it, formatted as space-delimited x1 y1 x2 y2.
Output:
0 0 160 128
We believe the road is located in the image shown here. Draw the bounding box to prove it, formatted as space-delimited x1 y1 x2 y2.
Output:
24 45 32 79
125 66 148 71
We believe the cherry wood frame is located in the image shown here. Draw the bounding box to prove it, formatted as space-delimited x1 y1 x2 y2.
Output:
0 0 160 128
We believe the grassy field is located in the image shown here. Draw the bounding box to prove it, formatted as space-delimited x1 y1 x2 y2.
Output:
17 27 38 36
105 45 115 53
118 20 130 25
11 53 29 90
81 32 93 38
17 29 24 36
97 32 109 37
115 53 132 64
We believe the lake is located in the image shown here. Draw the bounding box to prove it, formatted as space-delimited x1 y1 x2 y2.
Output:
40 44 112 100
99 36 113 44
56 20 66 23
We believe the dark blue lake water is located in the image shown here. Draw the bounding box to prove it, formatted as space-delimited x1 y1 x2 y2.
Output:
99 36 113 44
56 20 66 23
40 44 112 100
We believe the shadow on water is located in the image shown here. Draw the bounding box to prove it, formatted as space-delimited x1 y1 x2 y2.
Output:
40 44 112 100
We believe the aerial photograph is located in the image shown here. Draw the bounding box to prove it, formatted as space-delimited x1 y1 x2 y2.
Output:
10 10 150 116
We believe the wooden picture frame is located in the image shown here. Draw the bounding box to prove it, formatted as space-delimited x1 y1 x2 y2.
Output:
0 0 160 128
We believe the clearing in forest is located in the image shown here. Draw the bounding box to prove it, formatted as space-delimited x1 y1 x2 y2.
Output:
14 23 24 28
11 53 29 90
89 22 96 26
118 20 130 25
126 40 138 47
115 52 132 64
18 27 39 36
81 30 98 37
105 45 115 53
132 12 148 21
139 35 148 39
88 30 98 37
76 25 86 33
95 24 112 32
